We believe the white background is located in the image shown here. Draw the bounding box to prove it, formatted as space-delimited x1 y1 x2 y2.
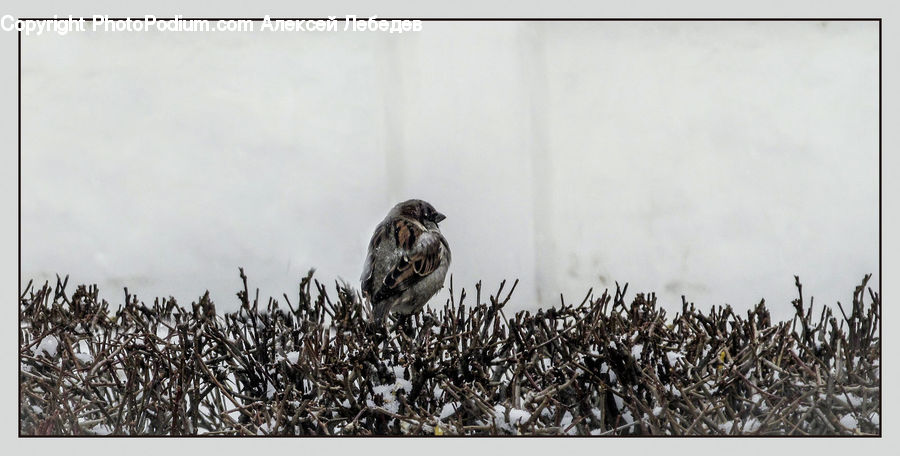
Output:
20 20 878 322
3 0 898 454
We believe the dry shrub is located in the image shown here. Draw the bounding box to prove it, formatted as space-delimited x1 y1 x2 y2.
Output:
19 270 880 436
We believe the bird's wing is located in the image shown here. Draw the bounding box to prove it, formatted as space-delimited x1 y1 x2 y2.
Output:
360 220 389 300
372 217 445 303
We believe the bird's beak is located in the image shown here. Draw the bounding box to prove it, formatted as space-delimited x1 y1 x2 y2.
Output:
433 212 446 223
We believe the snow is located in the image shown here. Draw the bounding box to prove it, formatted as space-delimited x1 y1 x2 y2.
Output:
367 366 415 416
508 407 531 425
366 397 399 415
840 414 859 430
538 358 552 371
372 384 393 396
666 385 682 397
749 393 769 411
33 336 59 357
439 402 460 420
631 344 644 360
285 351 300 364
666 351 684 366
89 424 114 435
843 393 864 408
600 362 617 383
433 385 445 401
558 410 574 433
390 365 413 393
869 413 880 426
818 392 865 409
742 418 761 433
613 394 624 410
491 405 534 433
74 352 94 364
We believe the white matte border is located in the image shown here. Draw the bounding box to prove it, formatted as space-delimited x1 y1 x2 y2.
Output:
2 1 896 455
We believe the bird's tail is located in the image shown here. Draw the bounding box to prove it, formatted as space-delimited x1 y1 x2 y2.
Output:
372 302 390 323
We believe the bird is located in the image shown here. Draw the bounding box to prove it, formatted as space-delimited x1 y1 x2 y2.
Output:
361 199 451 322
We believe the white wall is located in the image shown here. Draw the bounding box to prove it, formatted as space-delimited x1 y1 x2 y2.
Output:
21 21 878 321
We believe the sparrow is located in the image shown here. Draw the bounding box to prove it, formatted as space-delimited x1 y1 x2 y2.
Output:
361 199 451 322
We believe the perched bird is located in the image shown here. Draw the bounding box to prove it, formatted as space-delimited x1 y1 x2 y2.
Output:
361 199 451 322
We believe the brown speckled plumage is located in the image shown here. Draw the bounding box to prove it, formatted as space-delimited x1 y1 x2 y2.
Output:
361 199 451 322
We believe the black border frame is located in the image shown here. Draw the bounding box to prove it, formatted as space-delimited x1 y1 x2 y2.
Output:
16 16 883 438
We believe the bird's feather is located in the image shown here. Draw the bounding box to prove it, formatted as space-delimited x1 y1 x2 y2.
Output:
373 218 444 303
361 199 451 322
360 221 388 300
